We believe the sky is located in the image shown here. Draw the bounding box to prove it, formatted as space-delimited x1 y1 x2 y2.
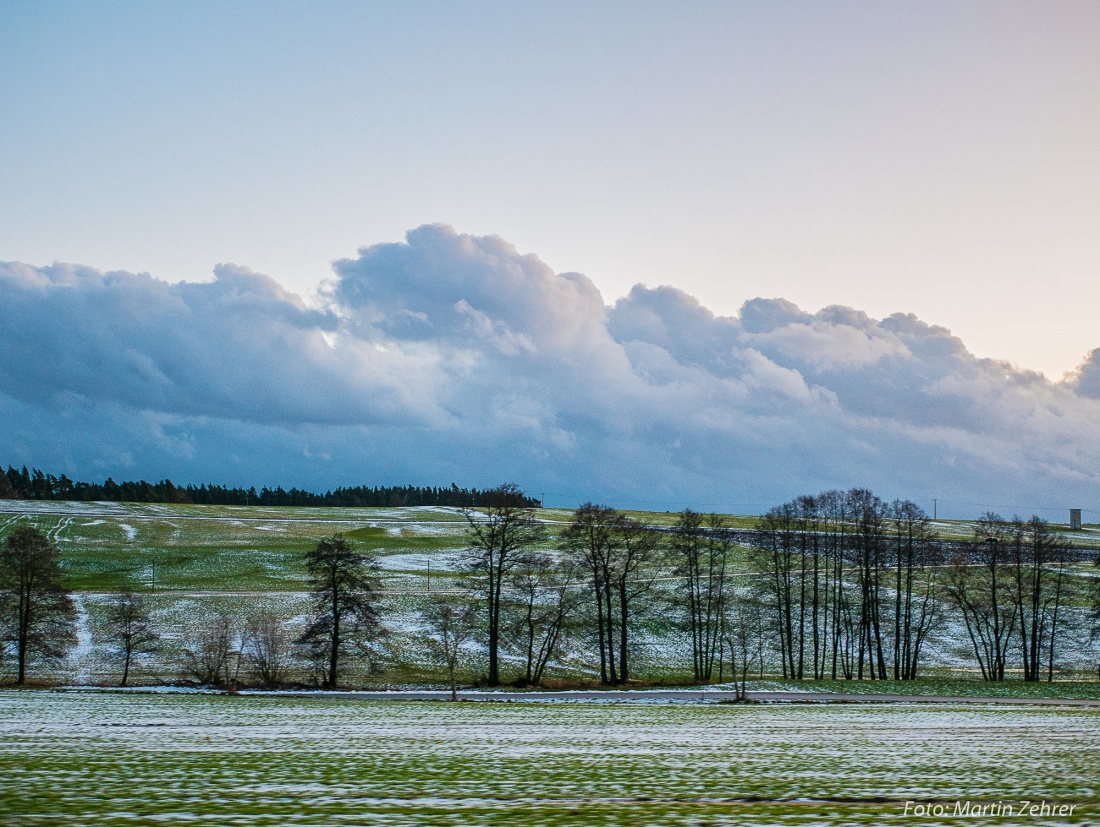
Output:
2 2 1099 517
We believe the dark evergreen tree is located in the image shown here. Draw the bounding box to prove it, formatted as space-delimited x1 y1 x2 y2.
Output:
0 526 77 684
0 468 16 500
297 534 383 689
3 465 537 509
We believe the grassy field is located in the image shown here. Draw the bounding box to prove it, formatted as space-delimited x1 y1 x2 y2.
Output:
756 677 1100 701
0 503 472 592
1 500 1097 688
1 690 1097 826
2 504 1099 825
3 500 1096 593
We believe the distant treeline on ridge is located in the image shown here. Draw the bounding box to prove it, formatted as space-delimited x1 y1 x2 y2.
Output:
0 465 539 508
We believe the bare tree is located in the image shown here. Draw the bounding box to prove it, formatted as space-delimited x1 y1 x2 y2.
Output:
847 489 890 680
673 510 734 682
0 526 77 685
752 502 801 679
561 506 661 685
753 491 864 681
612 515 662 683
507 552 551 685
944 514 1016 681
103 591 159 686
182 612 240 686
1006 517 1072 682
459 484 546 686
560 503 619 683
723 593 766 701
244 608 294 688
889 500 940 680
531 573 581 685
421 595 477 700
298 534 383 689
506 554 582 685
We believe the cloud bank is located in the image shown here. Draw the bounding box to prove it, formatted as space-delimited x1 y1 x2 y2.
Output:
2 224 1098 515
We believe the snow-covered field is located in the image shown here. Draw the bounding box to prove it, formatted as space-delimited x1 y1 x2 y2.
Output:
2 502 1098 687
0 691 1096 826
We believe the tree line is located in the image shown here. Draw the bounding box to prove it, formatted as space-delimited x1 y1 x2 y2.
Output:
0 465 539 508
2 484 1098 690
751 489 1094 684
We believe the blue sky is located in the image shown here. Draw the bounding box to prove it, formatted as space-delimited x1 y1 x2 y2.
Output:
2 2 1099 516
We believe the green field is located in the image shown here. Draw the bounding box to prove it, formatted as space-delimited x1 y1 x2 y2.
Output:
6 501 1070 593
756 678 1100 701
0 503 471 592
1 690 1096 826
1 502 711 686
1 501 1098 688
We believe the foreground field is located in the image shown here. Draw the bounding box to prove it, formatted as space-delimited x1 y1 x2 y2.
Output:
1 691 1097 826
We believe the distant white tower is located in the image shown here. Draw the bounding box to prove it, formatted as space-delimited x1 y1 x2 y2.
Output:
1069 509 1082 530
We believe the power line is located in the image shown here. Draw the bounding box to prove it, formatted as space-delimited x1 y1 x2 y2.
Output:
538 491 775 511
932 498 1100 516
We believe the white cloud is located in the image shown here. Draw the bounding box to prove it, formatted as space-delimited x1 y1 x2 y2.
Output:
2 224 1099 513
1070 348 1100 399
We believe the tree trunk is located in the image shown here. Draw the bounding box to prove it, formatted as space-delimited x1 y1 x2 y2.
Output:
329 613 340 689
618 584 629 683
121 644 132 687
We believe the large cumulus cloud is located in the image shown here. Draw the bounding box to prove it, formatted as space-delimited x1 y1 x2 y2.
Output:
2 224 1098 514
0 261 438 426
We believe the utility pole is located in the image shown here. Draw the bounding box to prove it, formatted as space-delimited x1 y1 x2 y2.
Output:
540 492 545 508
933 499 937 520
